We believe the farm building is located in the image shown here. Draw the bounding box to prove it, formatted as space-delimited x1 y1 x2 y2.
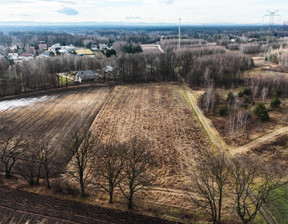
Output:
75 70 96 83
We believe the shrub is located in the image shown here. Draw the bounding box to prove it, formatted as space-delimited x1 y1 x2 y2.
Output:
52 179 80 195
238 91 244 97
219 106 228 116
270 97 281 108
244 96 250 104
253 103 269 121
275 89 282 97
243 88 252 96
227 92 235 104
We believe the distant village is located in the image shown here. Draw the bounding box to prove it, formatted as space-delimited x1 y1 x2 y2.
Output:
4 41 113 63
0 41 118 84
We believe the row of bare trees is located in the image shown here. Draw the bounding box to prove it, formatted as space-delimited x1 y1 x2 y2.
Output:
64 131 155 209
0 126 155 210
191 154 285 224
0 130 60 188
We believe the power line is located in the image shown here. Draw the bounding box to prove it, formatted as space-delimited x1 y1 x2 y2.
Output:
264 10 281 32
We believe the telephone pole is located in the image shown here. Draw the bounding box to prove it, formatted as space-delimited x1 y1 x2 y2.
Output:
177 18 181 50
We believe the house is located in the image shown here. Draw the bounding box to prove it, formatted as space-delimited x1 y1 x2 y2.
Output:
38 44 48 51
9 45 17 51
36 51 50 59
8 53 18 60
21 53 34 61
99 44 107 51
75 70 96 83
48 43 62 54
91 45 99 51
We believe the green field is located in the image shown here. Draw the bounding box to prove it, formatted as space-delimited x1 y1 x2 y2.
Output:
268 184 288 224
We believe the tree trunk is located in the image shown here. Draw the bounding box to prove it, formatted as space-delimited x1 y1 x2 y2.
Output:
80 181 85 197
36 163 42 184
5 170 11 178
109 191 113 204
128 197 133 209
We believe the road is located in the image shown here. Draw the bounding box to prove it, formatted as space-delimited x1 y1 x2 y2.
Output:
182 83 278 224
231 126 288 155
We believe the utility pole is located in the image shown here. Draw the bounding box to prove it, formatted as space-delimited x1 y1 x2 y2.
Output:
264 10 281 33
177 18 181 50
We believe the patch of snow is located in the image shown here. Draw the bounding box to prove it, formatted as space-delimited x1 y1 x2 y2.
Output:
0 95 56 112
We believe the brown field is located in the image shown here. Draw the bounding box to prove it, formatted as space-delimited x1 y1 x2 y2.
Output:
0 83 218 223
89 83 213 190
0 86 112 163
141 44 163 53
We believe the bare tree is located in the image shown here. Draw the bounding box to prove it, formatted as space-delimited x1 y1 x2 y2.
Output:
63 131 96 197
228 109 249 137
0 134 24 178
190 154 229 224
17 140 42 185
95 142 126 204
230 155 284 224
261 87 269 103
119 138 155 209
203 80 217 113
36 141 56 189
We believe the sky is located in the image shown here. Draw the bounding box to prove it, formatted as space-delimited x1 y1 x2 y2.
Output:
0 0 287 24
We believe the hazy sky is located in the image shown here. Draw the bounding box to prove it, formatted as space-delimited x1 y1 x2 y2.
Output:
0 0 287 24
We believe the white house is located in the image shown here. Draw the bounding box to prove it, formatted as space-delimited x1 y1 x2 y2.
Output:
75 70 96 83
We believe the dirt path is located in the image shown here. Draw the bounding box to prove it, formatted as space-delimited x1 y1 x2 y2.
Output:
231 126 288 155
182 83 278 224
0 186 178 224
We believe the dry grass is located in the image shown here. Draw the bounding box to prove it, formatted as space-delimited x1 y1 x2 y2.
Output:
90 83 213 189
194 87 288 147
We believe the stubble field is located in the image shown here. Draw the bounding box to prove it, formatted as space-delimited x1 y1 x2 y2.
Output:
0 83 215 222
0 86 112 164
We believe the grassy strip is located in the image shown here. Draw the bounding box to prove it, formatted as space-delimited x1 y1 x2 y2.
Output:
268 184 288 224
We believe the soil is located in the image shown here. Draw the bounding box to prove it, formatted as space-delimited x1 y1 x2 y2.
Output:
0 186 179 224
0 86 112 167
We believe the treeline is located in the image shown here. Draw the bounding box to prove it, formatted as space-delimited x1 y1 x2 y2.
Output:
0 45 252 96
160 39 207 51
265 48 288 66
179 51 251 87
0 56 102 96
